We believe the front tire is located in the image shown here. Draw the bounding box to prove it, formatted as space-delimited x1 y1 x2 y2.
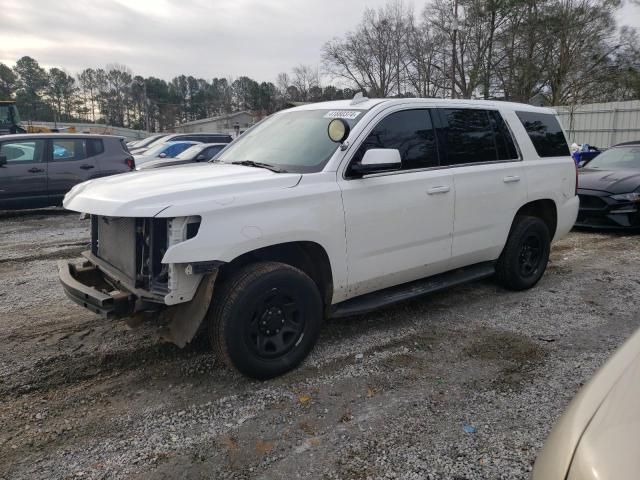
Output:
208 261 323 379
496 216 551 291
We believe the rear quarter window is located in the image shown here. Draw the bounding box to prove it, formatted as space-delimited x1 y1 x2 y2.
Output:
87 139 104 157
516 111 570 158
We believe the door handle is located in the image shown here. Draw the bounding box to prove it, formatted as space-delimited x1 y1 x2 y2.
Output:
28 167 44 173
427 185 451 195
80 164 95 170
503 175 521 183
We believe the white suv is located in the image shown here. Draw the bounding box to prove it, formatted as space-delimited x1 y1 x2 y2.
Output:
59 97 579 379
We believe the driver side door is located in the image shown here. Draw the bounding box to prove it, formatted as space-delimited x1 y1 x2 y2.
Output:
0 138 48 209
338 108 455 297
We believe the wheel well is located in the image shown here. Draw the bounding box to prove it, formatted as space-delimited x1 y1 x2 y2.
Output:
218 242 334 307
515 199 557 239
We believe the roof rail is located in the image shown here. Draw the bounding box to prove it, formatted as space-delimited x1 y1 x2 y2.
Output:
350 92 369 106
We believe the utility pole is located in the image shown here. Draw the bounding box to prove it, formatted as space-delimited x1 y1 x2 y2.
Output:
451 0 458 99
143 80 150 133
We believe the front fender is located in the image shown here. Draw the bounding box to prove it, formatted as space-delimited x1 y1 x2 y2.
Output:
160 173 350 303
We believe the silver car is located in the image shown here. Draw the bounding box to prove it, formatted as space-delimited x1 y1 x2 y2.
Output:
533 327 640 479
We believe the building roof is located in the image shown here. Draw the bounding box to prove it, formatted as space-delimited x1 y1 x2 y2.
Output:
177 111 252 128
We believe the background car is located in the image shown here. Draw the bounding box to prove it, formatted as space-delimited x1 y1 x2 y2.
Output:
133 140 200 167
136 143 227 170
0 133 134 210
131 132 232 155
575 140 640 229
533 327 640 480
126 134 166 150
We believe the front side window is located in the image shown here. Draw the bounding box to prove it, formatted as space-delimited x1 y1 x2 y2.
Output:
216 109 366 173
435 109 498 165
0 140 45 163
350 109 438 172
516 111 570 158
0 106 10 127
52 139 87 161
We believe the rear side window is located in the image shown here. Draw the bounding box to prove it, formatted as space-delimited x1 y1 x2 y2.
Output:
352 109 438 171
516 111 570 157
52 139 87 161
86 139 104 157
435 109 498 165
488 111 519 160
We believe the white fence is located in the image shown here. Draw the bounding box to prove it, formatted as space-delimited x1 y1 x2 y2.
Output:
556 100 640 148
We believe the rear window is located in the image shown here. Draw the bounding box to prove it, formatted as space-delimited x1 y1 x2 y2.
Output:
516 111 570 157
435 109 499 165
87 139 104 157
52 139 87 161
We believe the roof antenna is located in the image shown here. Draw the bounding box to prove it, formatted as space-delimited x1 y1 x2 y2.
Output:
350 92 369 105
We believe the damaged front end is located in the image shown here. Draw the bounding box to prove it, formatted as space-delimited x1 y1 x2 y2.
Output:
59 214 221 347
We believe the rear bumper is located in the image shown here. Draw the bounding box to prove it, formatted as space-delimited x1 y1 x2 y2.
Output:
58 261 136 318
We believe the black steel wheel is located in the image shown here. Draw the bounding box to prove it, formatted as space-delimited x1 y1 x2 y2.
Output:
208 261 322 379
496 216 551 291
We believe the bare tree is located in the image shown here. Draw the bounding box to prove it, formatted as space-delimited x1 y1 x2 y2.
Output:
322 1 411 97
291 65 319 102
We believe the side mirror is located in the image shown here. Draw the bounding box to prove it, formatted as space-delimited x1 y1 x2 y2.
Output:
158 152 167 158
351 149 402 175
578 160 586 168
327 118 350 143
0 155 6 167
196 154 206 161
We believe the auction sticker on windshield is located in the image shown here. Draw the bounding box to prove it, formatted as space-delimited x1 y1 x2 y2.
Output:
324 111 362 120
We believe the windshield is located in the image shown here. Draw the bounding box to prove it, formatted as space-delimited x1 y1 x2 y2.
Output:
215 109 366 173
586 147 640 170
136 134 165 149
175 145 203 160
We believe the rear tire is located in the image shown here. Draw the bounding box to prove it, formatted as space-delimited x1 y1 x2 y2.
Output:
496 216 550 291
208 261 323 379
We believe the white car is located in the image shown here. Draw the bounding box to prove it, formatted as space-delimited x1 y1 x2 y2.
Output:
133 141 200 167
136 143 228 170
59 97 579 379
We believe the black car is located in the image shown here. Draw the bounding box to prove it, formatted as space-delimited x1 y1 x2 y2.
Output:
576 140 640 229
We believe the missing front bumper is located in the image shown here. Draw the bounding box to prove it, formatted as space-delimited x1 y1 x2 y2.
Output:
58 261 136 318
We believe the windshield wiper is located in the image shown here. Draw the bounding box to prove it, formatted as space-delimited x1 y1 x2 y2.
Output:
230 160 287 173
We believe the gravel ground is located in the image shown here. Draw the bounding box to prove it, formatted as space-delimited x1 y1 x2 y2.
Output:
0 209 638 480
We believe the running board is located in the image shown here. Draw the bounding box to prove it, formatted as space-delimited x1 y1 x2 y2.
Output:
330 262 495 318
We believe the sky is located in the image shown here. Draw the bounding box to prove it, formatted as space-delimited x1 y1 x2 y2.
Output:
1 0 639 84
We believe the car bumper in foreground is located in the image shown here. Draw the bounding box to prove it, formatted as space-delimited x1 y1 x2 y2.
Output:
575 190 640 229
58 261 136 318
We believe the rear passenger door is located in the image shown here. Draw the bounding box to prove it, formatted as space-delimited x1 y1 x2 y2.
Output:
433 108 527 268
47 138 101 200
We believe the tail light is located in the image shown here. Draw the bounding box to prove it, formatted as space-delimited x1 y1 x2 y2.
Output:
125 157 135 170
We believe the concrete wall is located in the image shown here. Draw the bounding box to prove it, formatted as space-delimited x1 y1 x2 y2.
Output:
556 100 640 148
174 112 253 133
23 122 148 140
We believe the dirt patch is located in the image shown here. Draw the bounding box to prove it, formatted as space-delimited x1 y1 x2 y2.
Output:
464 330 546 391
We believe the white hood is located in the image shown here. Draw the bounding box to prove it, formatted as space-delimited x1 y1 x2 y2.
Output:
63 163 302 217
